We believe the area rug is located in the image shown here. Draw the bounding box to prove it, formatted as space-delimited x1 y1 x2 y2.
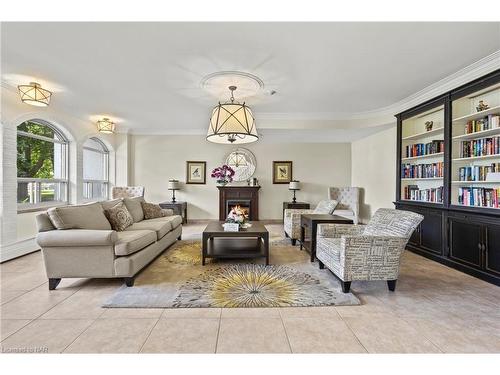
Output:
103 235 360 308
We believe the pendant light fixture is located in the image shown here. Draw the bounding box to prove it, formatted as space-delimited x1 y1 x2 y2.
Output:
17 82 52 107
206 86 258 144
96 117 116 134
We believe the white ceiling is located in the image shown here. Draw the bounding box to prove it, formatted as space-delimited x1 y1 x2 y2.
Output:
1 22 500 135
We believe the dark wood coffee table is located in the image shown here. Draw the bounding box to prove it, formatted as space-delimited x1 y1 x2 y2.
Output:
300 214 354 262
202 221 269 265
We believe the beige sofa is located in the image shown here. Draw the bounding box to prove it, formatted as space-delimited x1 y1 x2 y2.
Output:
35 198 182 290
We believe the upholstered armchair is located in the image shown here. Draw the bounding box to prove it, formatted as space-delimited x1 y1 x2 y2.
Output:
284 200 338 245
112 186 145 199
316 208 423 293
329 187 360 224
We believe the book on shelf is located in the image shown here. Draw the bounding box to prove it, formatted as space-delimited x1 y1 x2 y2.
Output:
405 140 444 158
458 187 500 208
403 185 443 203
464 114 500 134
402 161 443 179
460 136 500 158
458 163 500 181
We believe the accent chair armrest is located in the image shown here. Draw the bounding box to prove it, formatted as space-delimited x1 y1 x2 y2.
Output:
284 208 314 219
340 235 408 257
37 229 118 247
317 224 364 238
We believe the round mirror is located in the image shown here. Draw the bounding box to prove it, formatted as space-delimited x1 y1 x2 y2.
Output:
224 148 257 182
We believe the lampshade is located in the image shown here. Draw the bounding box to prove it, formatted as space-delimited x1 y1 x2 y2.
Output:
206 86 258 144
168 180 180 190
18 82 52 107
289 180 300 190
97 118 116 134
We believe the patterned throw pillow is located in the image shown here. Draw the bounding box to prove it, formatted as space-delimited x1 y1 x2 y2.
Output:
141 202 168 220
313 200 339 215
104 201 134 231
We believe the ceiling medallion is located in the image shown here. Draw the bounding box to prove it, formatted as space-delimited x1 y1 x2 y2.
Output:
206 86 259 144
96 117 116 134
17 82 52 107
200 71 264 99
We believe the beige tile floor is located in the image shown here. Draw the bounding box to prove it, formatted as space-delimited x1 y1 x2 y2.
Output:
1 223 500 353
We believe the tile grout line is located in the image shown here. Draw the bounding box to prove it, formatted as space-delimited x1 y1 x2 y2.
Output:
214 309 222 354
397 315 445 354
338 311 370 354
60 318 98 353
278 309 293 353
0 319 33 342
138 317 162 353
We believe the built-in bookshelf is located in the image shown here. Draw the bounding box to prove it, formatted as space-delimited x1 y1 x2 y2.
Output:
451 82 500 210
400 105 444 204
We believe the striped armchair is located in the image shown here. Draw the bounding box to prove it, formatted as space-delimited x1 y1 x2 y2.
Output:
112 186 145 199
316 208 423 293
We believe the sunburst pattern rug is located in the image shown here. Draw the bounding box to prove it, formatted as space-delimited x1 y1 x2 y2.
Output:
103 230 360 308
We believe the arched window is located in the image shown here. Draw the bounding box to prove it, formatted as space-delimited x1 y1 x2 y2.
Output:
17 119 69 209
83 137 109 200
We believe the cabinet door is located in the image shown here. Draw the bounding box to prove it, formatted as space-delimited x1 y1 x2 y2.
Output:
484 222 500 277
419 210 443 255
448 216 482 269
408 225 421 247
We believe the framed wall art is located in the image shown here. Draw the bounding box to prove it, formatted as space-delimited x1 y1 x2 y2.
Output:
186 161 206 184
273 161 293 184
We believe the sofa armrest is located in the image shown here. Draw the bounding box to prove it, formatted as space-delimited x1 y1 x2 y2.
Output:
284 209 314 219
317 224 364 238
161 208 174 216
37 229 118 247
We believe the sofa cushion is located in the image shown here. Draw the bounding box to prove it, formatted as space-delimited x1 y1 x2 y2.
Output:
141 202 167 220
146 215 183 229
123 197 145 222
313 200 338 214
104 201 134 231
48 202 112 230
124 219 171 240
114 230 156 256
36 213 56 232
101 198 123 211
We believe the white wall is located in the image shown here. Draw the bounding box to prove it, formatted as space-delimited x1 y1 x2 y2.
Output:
131 135 352 220
351 125 397 223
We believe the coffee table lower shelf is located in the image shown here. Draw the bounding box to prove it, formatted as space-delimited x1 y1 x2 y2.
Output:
202 238 269 265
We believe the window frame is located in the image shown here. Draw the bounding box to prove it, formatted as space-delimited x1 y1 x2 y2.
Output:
16 119 69 212
82 137 109 201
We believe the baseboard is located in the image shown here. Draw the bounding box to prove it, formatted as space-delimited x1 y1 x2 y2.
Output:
0 237 40 262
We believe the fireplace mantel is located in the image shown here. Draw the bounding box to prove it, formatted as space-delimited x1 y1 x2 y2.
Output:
217 186 261 221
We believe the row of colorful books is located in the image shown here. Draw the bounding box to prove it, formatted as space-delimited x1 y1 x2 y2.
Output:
458 163 500 181
403 185 443 203
459 136 500 158
457 187 500 208
402 162 443 179
463 114 500 134
405 140 444 158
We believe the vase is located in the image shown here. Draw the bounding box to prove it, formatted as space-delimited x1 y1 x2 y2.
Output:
217 181 228 187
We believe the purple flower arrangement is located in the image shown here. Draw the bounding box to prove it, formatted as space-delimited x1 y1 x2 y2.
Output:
211 165 235 185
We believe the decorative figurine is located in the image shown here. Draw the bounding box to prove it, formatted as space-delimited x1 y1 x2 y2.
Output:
425 121 433 132
476 100 489 112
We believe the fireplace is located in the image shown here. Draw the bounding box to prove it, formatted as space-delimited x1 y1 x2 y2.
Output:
218 186 260 221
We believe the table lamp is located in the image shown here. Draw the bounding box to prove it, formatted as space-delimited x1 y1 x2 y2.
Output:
168 179 180 203
289 180 300 203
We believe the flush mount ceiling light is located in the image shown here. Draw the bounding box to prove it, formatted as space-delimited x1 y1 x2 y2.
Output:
17 82 52 107
206 85 258 144
96 117 116 134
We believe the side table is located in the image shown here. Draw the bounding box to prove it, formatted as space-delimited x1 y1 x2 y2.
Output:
300 214 353 262
159 201 188 224
282 201 310 221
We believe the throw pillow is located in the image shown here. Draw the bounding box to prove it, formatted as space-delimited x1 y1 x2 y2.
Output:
141 202 168 220
47 202 112 230
313 200 339 215
123 197 145 222
104 201 134 231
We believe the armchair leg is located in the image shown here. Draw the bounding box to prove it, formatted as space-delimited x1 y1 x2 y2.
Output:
124 277 135 287
291 239 296 246
48 278 61 290
177 235 182 240
318 260 325 269
285 232 289 238
387 279 397 292
341 281 351 293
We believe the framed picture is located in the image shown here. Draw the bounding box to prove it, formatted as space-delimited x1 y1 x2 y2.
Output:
273 161 293 184
186 161 206 184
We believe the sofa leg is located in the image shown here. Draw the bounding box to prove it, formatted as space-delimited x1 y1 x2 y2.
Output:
291 239 296 246
341 281 351 293
387 279 397 292
318 260 325 269
177 235 182 240
124 277 135 287
48 278 61 290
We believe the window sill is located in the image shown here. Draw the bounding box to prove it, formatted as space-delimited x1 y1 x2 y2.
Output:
17 202 68 214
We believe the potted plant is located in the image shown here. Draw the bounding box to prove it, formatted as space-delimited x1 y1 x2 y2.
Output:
211 165 235 186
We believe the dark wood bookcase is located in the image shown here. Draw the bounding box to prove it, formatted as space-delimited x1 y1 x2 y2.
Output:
395 69 500 286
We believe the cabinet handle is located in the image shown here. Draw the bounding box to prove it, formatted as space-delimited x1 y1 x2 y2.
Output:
478 243 482 251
